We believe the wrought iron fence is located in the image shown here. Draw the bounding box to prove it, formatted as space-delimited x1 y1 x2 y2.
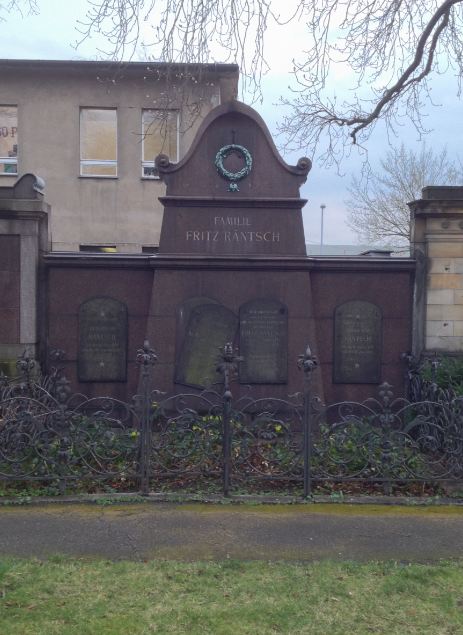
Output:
1 343 463 497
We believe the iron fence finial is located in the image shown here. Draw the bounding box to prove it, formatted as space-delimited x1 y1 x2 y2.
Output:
298 345 318 375
136 340 158 368
216 343 243 393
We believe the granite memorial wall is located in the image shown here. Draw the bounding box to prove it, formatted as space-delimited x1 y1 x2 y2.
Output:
41 101 414 403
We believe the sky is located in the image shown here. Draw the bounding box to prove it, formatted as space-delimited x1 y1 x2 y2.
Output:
0 0 462 248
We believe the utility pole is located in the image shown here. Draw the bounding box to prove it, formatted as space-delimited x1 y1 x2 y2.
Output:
320 204 326 255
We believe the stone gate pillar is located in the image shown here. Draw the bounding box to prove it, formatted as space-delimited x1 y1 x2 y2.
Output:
0 174 49 374
409 186 463 357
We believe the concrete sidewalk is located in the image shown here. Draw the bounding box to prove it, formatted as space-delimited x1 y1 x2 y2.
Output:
1 502 463 562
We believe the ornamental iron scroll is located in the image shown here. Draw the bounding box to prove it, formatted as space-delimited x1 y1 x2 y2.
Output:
215 144 252 192
2 345 463 497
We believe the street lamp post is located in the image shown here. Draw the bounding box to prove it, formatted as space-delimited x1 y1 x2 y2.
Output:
320 204 326 255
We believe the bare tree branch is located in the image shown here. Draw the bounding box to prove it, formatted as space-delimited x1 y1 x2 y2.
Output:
346 144 462 249
8 0 463 165
74 0 279 102
0 0 38 20
279 1 463 165
347 1 453 143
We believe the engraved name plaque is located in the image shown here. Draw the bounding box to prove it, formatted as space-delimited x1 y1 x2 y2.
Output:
333 300 382 384
175 303 238 388
239 299 288 384
78 297 128 382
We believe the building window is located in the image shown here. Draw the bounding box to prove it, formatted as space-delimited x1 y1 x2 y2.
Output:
80 108 117 177
79 245 117 253
0 106 18 175
142 110 178 178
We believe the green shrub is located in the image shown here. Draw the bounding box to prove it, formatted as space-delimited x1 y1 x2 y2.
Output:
420 356 463 396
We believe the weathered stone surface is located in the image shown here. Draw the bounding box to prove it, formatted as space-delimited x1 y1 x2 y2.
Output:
428 243 463 258
333 301 382 384
427 321 454 337
426 335 463 351
428 258 455 274
428 273 462 289
427 305 463 320
239 299 287 384
427 289 455 305
78 297 127 382
175 302 238 388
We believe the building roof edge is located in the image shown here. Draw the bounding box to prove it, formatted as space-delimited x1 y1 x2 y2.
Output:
0 58 239 77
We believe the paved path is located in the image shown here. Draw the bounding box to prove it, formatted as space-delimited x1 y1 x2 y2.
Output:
1 503 463 562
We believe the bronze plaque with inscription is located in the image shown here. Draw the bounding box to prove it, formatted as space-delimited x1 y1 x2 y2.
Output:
78 297 128 382
239 299 288 384
175 303 238 388
333 301 382 384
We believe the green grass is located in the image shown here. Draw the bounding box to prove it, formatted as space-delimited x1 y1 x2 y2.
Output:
1 558 463 634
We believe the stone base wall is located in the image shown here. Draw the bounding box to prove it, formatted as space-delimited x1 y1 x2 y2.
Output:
44 254 414 404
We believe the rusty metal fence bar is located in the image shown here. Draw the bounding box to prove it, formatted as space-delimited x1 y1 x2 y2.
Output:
1 343 463 497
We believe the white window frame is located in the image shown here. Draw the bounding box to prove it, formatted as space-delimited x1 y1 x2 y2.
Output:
0 105 18 176
80 108 118 178
141 109 179 179
0 157 18 174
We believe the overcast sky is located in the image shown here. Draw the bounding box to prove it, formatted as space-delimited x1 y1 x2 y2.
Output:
0 0 461 248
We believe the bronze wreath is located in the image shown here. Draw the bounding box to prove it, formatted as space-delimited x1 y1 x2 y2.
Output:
214 144 253 182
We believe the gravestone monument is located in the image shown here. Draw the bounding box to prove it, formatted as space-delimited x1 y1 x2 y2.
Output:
145 99 322 397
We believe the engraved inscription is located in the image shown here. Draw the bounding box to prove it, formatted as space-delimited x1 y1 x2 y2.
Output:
78 297 127 382
239 299 287 384
185 216 280 244
333 301 382 384
175 303 238 388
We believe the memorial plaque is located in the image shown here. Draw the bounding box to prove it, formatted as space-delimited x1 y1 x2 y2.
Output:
333 301 382 384
176 296 219 345
78 297 127 382
239 299 288 384
175 303 238 388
